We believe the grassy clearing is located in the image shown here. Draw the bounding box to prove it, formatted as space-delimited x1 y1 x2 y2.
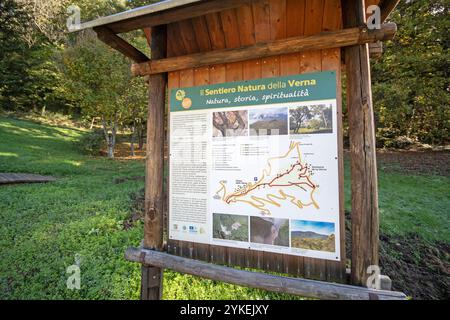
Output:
344 159 449 243
0 117 448 299
0 117 300 300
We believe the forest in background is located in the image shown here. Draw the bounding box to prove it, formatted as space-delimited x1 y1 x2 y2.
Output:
0 0 448 154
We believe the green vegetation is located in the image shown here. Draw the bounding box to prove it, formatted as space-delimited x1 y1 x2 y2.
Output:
0 117 302 299
371 0 449 146
344 159 450 243
1 117 449 299
2 1 447 151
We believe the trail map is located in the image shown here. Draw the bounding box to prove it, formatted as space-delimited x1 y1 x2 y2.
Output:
169 71 341 261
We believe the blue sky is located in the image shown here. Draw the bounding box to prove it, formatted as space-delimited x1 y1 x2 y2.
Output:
291 220 335 235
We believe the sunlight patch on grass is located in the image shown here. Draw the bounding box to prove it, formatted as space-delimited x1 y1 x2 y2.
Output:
0 152 18 157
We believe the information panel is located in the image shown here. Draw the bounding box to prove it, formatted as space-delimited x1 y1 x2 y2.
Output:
169 71 341 261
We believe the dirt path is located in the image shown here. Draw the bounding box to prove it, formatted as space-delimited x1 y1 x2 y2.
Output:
376 150 449 177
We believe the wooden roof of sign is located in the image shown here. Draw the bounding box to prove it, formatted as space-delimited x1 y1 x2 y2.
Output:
73 0 400 66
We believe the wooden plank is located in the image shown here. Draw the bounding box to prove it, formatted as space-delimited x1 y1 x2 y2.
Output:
221 6 245 268
107 0 253 34
281 0 305 278
143 27 151 46
322 0 346 283
166 23 184 57
93 26 149 63
204 13 227 50
191 16 212 52
141 25 167 300
238 2 259 81
259 0 286 274
220 9 241 49
131 24 397 76
0 173 56 185
302 0 327 281
379 0 401 22
286 0 305 37
269 0 286 40
126 248 407 300
369 41 383 58
235 4 255 46
75 0 203 32
177 19 200 54
252 0 271 43
342 0 380 286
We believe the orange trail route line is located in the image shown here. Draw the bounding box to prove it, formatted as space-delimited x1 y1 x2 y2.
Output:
215 141 319 215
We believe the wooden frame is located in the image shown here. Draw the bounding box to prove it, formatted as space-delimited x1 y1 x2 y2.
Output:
126 247 406 300
73 0 405 300
131 24 396 76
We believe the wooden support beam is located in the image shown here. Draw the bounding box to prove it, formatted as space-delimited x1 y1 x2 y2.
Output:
369 41 383 59
125 248 407 300
143 27 151 47
141 25 167 300
342 0 380 287
380 0 401 22
108 0 252 34
93 26 149 63
131 24 397 76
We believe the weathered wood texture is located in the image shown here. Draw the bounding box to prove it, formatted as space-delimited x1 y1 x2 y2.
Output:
141 25 167 300
0 173 56 185
107 0 253 34
379 0 401 22
342 0 380 286
131 23 396 76
365 0 399 22
166 0 347 283
126 248 407 300
369 41 383 58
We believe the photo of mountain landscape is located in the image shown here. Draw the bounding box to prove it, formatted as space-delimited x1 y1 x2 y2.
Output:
249 107 288 136
290 220 335 252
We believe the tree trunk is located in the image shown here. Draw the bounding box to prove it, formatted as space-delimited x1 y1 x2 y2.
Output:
138 122 145 150
130 122 136 157
101 115 117 159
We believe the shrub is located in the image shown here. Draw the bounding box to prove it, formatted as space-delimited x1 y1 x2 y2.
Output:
77 129 105 155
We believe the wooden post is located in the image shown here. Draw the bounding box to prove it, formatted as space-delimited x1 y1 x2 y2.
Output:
342 0 380 286
141 25 167 300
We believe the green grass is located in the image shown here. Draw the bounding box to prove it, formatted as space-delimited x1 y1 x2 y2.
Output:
344 162 450 243
0 117 301 300
0 116 448 299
